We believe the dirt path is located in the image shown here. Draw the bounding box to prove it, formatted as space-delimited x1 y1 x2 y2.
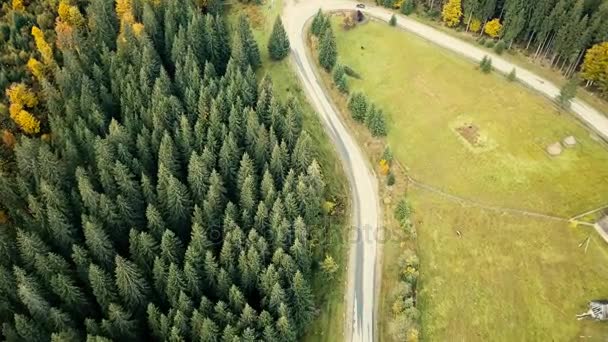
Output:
405 174 569 222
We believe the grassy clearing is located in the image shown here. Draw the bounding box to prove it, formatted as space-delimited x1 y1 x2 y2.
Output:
331 16 608 217
318 15 608 341
411 189 608 340
227 4 349 342
405 13 608 117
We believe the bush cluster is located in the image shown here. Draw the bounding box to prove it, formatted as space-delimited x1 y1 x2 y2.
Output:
389 198 420 341
347 92 388 137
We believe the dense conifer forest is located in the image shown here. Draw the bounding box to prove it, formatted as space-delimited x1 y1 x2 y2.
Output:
0 0 328 340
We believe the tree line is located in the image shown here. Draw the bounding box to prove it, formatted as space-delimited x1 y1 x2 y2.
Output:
311 10 388 137
380 0 608 99
0 0 334 340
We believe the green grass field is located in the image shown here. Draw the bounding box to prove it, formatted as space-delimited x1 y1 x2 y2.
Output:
327 16 608 340
406 12 608 118
227 5 349 342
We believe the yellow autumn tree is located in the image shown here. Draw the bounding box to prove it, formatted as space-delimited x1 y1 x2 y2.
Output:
116 0 133 18
6 84 41 135
379 159 390 175
31 26 54 65
469 18 481 33
132 22 145 37
58 1 71 22
12 0 24 11
11 109 41 134
6 83 38 108
484 18 502 38
581 42 608 90
27 58 45 80
442 0 462 27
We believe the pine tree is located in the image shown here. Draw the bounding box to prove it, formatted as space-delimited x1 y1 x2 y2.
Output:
89 263 120 311
332 64 349 93
268 17 290 60
238 15 261 69
389 14 397 26
556 74 580 109
114 255 149 309
311 9 326 36
366 105 388 137
319 25 337 71
402 0 415 15
321 254 339 279
507 68 517 81
348 92 369 122
290 271 315 331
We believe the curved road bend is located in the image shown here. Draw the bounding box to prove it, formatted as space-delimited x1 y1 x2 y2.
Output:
283 1 608 341
283 1 380 341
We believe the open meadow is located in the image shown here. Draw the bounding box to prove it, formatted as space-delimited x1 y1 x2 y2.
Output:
326 15 608 340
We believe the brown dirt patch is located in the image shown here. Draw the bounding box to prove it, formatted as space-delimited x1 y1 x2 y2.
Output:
456 123 480 146
237 4 264 28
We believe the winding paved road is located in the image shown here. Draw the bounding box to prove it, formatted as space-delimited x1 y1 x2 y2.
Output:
282 1 608 341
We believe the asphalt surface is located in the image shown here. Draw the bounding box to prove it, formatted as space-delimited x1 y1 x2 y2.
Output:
282 1 608 341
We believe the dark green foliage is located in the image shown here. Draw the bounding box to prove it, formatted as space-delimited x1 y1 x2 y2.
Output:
382 146 393 164
268 17 290 60
311 9 327 37
343 65 361 79
507 68 517 81
556 74 580 109
365 105 388 137
348 92 368 122
387 172 396 186
402 0 416 15
485 39 496 48
319 25 337 71
389 14 397 26
480 56 493 73
238 15 262 70
0 0 332 340
332 64 349 93
494 40 506 54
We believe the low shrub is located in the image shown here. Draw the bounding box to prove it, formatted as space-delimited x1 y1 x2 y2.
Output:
479 55 492 73
507 68 516 81
485 39 495 48
343 65 361 79
387 171 395 186
494 40 506 54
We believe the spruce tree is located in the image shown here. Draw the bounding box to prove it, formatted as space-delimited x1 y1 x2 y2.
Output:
290 271 315 332
114 256 149 309
333 64 349 93
348 92 369 122
238 15 261 69
556 74 579 109
402 0 416 15
390 14 397 26
268 17 290 60
319 25 338 71
311 9 326 36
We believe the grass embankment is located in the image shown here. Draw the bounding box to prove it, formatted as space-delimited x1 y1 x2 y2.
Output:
227 4 349 342
317 14 608 341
